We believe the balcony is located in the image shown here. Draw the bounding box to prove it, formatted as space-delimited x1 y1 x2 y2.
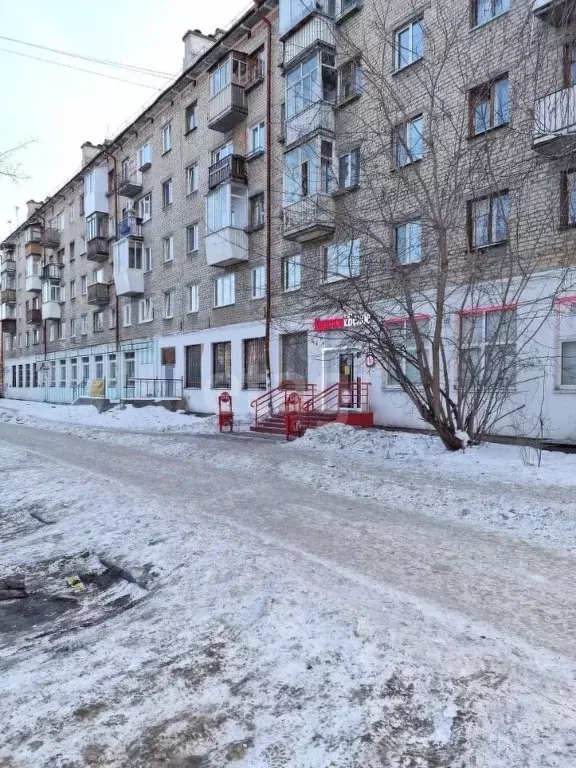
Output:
205 227 249 267
26 274 42 292
41 264 62 282
118 170 143 198
208 83 247 133
532 0 576 24
0 289 17 304
87 237 109 262
25 241 42 257
87 282 110 306
26 308 42 324
0 303 16 331
245 61 265 92
42 301 61 320
282 193 336 242
283 14 335 66
114 269 144 296
0 258 16 274
40 228 60 248
118 216 143 239
534 84 576 155
285 101 335 147
208 155 247 190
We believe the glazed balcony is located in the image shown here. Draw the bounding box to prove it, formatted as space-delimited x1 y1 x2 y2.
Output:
114 269 144 296
42 301 61 320
0 288 17 304
26 274 42 292
208 84 247 133
0 257 16 274
25 241 42 257
40 228 60 248
41 264 62 282
26 308 42 325
285 101 335 147
208 155 247 190
118 170 143 198
0 303 16 332
87 237 109 262
282 193 336 242
87 282 110 306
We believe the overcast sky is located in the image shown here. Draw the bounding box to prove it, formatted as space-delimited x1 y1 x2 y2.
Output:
0 0 248 239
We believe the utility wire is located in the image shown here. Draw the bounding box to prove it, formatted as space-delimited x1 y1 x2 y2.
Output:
0 48 163 90
0 34 173 78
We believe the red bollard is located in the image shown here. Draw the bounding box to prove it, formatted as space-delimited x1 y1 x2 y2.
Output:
218 392 234 433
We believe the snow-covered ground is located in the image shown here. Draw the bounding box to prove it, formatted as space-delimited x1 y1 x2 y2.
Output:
1 427 575 767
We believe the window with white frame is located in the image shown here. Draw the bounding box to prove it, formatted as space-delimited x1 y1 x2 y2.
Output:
209 58 231 96
91 267 104 285
163 236 174 262
560 339 576 387
248 121 265 154
162 122 172 153
108 354 117 388
57 321 64 340
394 114 424 167
42 282 61 303
70 279 76 299
338 147 360 189
207 184 248 232
211 142 234 164
187 283 199 313
162 178 173 207
185 102 197 132
138 142 151 169
69 204 75 223
123 302 132 327
109 306 117 328
138 193 152 222
338 59 362 103
186 223 199 253
249 194 265 229
186 163 199 194
70 318 76 337
473 0 510 27
282 254 301 290
385 318 430 386
33 328 40 345
81 275 87 295
144 246 153 272
57 212 65 231
80 314 88 335
460 307 517 387
468 191 509 248
283 140 333 204
323 239 360 280
395 221 422 264
163 289 175 318
214 273 235 307
395 17 424 70
93 311 104 332
285 52 336 119
138 297 154 323
251 265 266 299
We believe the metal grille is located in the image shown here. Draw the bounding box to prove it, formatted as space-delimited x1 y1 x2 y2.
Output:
185 344 202 389
212 341 231 389
243 337 266 390
281 332 308 385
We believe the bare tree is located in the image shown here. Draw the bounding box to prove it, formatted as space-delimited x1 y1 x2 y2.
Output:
280 0 576 450
0 141 34 182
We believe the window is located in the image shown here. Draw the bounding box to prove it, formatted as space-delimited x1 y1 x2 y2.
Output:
33 363 38 386
81 314 88 335
561 340 576 386
82 357 90 383
323 239 360 280
144 246 153 272
472 0 509 27
394 115 424 167
109 307 117 329
57 212 64 232
94 355 104 381
185 344 202 388
24 363 30 387
186 164 199 194
129 240 143 269
138 193 152 222
187 283 199 313
338 60 362 103
251 265 266 299
70 318 76 337
49 361 56 388
79 195 85 216
25 332 29 349
162 122 172 153
163 289 175 318
123 302 132 327
59 360 66 388
282 254 302 290
57 321 64 340
186 223 199 253
211 142 234 164
207 184 248 232
395 18 423 70
81 275 87 295
244 337 266 389
108 354 117 388
338 148 360 189
565 43 576 88
286 52 336 120
185 102 197 133
139 297 154 323
470 76 509 135
248 121 265 155
138 142 151 170
12 365 16 387
162 179 173 207
385 318 430 386
284 140 333 205
124 351 135 390
68 204 75 223
214 273 235 307
395 221 422 264
69 241 75 261
91 267 104 285
18 364 23 387
249 194 265 229
48 323 56 342
163 236 174 262
33 329 40 345
468 191 509 248
209 58 231 96
460 308 517 387
212 341 232 388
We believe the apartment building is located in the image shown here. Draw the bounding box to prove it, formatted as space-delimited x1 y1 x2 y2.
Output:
2 0 576 440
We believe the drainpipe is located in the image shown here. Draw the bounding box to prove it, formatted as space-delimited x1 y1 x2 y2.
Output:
253 0 273 392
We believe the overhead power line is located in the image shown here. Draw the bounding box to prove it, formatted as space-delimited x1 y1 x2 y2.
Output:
0 34 173 78
0 47 163 90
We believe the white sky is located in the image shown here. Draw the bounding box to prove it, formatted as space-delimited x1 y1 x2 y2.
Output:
0 0 249 239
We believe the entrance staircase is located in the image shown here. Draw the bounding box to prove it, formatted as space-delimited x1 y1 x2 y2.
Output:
250 381 373 438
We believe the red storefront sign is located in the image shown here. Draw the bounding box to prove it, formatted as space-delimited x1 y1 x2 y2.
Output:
313 317 346 332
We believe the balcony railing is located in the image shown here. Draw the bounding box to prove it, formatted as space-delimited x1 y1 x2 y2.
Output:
41 263 62 282
532 0 575 24
283 14 335 66
285 101 335 147
534 83 576 154
118 171 143 198
0 289 17 304
208 83 247 133
40 228 60 248
124 378 183 400
245 61 265 91
118 216 143 239
282 193 336 242
0 258 16 274
26 308 42 324
87 236 109 261
208 155 248 189
87 282 110 306
205 226 249 267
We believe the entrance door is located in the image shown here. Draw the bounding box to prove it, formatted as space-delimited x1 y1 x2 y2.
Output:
281 332 308 387
339 352 355 407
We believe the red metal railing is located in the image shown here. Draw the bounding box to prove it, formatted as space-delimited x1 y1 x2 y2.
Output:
250 381 316 425
303 382 371 413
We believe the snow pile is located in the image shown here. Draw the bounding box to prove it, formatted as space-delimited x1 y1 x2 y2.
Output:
295 422 441 459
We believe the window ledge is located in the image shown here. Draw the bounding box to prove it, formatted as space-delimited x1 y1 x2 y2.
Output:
161 148 172 156
468 122 510 141
336 92 361 109
184 127 197 137
186 190 199 198
163 316 174 321
469 9 510 33
246 149 265 162
554 387 576 394
186 250 199 257
245 224 265 234
187 310 199 315
213 304 235 309
282 286 301 293
470 240 507 252
333 184 360 198
335 2 363 25
163 259 174 265
251 295 265 301
391 157 423 173
392 57 424 77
